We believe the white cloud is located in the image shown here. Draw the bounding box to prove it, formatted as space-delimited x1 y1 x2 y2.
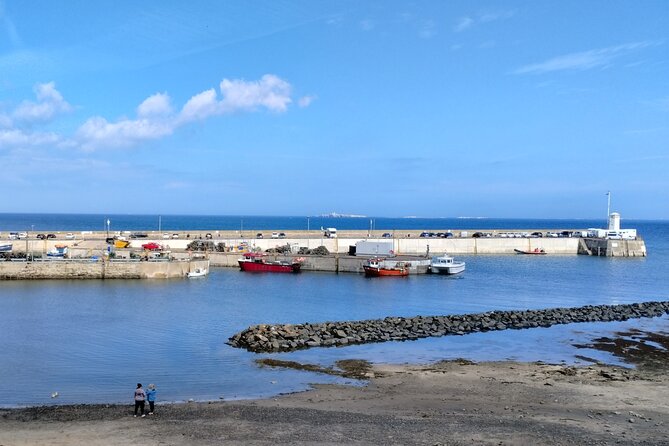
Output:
12 82 73 123
76 116 174 151
4 74 300 152
0 128 61 148
453 17 473 32
419 20 437 39
454 10 514 32
219 74 292 113
178 89 218 123
514 42 657 75
360 19 375 32
137 93 173 118
298 95 317 108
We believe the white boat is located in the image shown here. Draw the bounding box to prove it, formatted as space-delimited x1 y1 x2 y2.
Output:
429 254 465 275
0 244 12 253
187 268 208 278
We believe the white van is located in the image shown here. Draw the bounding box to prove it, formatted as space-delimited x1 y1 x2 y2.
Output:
324 228 337 238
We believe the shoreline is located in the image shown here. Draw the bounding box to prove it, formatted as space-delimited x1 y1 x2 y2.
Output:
2 359 668 445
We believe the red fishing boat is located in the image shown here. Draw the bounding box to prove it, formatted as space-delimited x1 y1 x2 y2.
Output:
238 253 302 273
363 257 410 277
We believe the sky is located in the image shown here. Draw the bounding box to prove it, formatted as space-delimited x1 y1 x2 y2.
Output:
0 1 667 219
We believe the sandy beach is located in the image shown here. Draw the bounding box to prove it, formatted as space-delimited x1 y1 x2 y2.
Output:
1 358 668 446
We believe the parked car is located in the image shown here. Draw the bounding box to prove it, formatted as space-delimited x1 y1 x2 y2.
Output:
36 233 47 240
171 233 179 239
444 232 454 238
546 232 559 238
205 233 213 239
65 233 75 239
472 232 483 238
46 234 56 239
142 242 161 251
256 233 263 238
419 232 430 238
530 232 543 238
18 232 27 239
381 232 392 238
162 233 171 239
278 232 286 238
105 237 116 244
271 232 279 239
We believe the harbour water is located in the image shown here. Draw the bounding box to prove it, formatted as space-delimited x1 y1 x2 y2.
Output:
0 215 668 408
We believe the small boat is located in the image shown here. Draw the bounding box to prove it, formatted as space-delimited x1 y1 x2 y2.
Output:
187 268 208 278
514 248 546 255
0 244 12 253
363 257 410 277
429 254 465 275
238 253 302 273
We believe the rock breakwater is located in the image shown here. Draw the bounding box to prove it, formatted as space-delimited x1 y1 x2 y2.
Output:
228 301 669 353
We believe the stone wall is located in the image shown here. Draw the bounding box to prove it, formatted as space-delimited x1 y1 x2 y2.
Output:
0 259 209 280
228 301 669 353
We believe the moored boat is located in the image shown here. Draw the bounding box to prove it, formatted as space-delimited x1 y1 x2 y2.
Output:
187 268 208 278
514 248 546 255
0 244 12 253
238 253 302 273
363 257 410 277
429 254 465 275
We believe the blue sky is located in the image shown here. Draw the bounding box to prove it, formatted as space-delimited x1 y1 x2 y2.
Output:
1 1 667 219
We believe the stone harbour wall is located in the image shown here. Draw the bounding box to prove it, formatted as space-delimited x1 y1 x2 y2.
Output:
0 259 209 280
228 301 669 353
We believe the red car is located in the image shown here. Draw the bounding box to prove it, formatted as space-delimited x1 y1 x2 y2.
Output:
142 242 162 251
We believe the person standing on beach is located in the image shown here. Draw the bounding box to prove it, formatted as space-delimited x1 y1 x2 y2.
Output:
134 383 146 417
146 383 157 415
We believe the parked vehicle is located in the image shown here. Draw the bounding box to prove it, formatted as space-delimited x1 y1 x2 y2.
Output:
256 233 263 238
46 234 56 239
381 233 392 238
65 233 75 239
324 228 337 238
36 234 47 240
142 242 162 251
271 232 279 239
530 232 543 238
205 233 213 239
278 232 286 238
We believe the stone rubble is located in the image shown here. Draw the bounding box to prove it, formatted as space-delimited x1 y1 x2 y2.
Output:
227 301 669 353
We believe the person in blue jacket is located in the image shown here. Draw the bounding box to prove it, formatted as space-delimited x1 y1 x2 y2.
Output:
146 383 157 415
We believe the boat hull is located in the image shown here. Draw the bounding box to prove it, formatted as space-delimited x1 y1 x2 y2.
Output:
363 265 409 277
430 263 465 275
239 260 301 273
0 244 12 253
514 249 546 255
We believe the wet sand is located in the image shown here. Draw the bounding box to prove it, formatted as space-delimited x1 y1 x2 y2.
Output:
1 358 668 446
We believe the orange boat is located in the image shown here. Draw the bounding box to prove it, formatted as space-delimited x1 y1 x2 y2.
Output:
363 257 410 277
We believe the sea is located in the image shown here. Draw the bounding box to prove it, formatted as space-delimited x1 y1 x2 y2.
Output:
0 213 668 408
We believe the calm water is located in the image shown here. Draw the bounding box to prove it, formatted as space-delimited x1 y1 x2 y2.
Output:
0 217 668 408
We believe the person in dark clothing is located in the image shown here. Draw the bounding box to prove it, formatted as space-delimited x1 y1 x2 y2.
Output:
133 383 146 417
